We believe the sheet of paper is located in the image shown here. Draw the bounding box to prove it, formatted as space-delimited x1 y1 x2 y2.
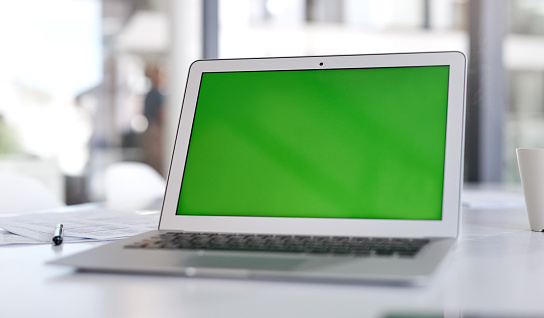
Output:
0 230 46 245
0 208 160 245
0 229 111 246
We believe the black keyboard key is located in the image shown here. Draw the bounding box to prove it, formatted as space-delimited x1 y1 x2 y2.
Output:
306 246 330 253
352 249 372 256
374 248 396 256
330 247 352 254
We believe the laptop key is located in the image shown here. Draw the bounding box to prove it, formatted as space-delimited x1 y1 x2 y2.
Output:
330 247 352 254
306 246 330 253
374 248 396 256
352 249 372 256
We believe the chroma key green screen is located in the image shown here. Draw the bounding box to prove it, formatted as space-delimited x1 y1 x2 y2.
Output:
176 66 450 220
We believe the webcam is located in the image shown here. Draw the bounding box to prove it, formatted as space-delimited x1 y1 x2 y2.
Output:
319 62 323 66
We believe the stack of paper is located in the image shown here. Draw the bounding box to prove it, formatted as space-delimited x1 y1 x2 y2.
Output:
0 208 160 246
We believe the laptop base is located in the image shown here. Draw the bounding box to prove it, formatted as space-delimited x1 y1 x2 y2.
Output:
50 230 455 285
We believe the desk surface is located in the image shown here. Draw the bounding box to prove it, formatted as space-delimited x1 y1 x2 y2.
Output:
2 206 543 318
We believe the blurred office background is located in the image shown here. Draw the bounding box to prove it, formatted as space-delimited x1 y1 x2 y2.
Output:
0 0 542 205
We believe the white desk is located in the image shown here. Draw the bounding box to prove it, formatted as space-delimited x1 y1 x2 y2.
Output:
2 206 543 318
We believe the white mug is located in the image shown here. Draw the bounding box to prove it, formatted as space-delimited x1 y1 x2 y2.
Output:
517 148 544 231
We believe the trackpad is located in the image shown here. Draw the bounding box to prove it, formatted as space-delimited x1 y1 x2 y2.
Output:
184 254 305 271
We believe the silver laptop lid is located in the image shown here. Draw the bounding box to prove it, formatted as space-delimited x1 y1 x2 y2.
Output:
159 52 466 238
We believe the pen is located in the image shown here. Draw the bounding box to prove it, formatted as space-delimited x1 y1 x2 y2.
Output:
52 224 64 245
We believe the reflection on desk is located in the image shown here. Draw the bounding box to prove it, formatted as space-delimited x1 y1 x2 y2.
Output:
462 183 525 209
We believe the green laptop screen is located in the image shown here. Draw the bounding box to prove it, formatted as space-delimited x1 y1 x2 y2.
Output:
176 65 449 220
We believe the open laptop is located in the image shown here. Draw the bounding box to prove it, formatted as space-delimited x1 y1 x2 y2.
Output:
51 51 467 284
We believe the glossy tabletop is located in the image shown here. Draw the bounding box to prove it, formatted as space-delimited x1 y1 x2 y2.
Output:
1 205 543 318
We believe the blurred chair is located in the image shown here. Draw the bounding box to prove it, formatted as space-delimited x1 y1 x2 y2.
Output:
104 161 166 211
0 172 66 214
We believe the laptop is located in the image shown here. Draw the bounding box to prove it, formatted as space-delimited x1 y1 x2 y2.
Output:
51 51 467 284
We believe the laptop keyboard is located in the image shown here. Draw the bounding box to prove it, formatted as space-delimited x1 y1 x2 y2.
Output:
125 233 430 257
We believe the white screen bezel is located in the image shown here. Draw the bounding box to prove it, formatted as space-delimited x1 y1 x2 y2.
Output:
159 52 466 238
